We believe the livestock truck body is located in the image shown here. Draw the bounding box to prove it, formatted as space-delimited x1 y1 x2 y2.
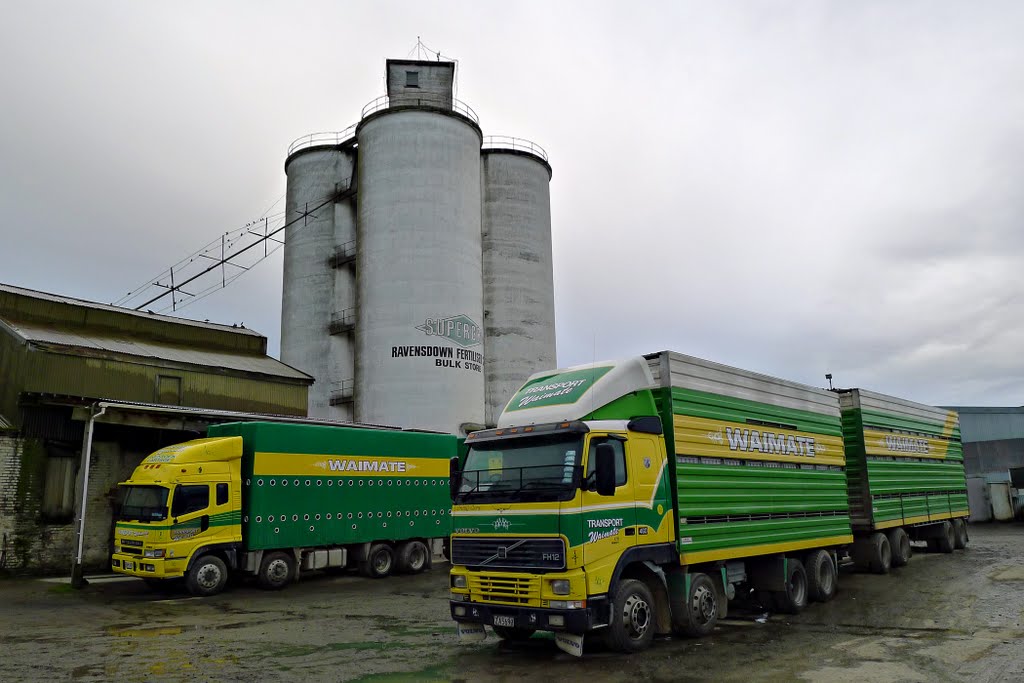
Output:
448 351 969 655
839 389 969 570
112 421 455 595
449 352 857 655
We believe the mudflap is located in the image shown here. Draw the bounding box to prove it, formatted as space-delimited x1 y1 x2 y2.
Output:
555 632 584 657
456 622 487 642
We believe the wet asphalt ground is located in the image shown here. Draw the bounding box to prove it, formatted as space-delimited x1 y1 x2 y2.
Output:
1 523 1022 682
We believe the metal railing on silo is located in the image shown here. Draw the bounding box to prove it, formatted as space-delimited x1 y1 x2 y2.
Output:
286 124 358 157
328 308 356 335
329 378 356 406
481 136 549 163
360 94 479 125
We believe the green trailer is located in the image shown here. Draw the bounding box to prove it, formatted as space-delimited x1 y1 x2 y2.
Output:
838 389 969 571
112 421 455 595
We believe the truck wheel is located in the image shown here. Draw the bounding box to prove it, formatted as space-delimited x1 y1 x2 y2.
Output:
805 550 837 602
952 518 969 549
604 579 656 653
492 626 536 641
674 572 719 637
887 527 911 567
396 540 431 574
186 555 228 597
774 559 808 614
867 532 892 574
361 543 395 578
936 521 955 554
258 551 295 590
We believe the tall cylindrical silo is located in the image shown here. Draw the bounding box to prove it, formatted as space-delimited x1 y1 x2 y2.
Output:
355 107 484 434
281 140 355 419
481 141 556 425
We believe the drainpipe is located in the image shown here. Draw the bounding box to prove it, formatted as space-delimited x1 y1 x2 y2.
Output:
71 403 108 589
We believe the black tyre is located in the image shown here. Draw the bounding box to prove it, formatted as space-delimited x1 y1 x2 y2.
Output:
603 579 656 653
258 551 295 590
361 543 395 578
774 559 808 615
492 626 536 641
935 521 955 554
673 572 719 637
868 532 892 574
886 527 911 567
396 540 431 574
952 518 969 550
805 550 837 602
185 555 228 597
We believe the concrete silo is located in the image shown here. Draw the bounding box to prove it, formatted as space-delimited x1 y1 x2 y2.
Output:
280 56 556 434
281 133 357 420
354 60 485 434
481 139 556 425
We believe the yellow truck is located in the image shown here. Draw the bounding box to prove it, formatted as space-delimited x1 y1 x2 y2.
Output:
112 421 455 595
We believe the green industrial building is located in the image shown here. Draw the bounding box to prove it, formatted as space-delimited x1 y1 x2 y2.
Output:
0 283 313 574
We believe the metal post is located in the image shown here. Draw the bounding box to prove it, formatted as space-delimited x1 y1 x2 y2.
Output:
70 404 107 589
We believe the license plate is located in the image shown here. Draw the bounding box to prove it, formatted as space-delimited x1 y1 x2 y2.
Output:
123 560 135 571
493 615 515 627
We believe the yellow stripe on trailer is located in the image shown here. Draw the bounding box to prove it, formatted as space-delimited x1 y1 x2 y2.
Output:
252 452 450 477
863 429 954 460
674 415 846 467
679 534 854 565
872 510 971 529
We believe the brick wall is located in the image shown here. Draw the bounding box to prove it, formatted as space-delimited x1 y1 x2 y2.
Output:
0 434 148 574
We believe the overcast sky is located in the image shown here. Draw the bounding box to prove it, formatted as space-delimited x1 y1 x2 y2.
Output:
2 1 1022 407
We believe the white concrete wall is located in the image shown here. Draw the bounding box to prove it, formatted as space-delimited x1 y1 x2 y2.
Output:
356 110 484 433
281 148 354 419
481 152 556 425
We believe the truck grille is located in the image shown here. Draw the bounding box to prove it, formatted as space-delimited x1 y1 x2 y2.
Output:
119 546 143 555
468 573 541 605
451 537 566 570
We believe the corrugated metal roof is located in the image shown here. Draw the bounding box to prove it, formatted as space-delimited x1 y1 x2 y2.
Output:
0 282 262 338
0 413 13 430
7 320 311 382
946 406 1024 443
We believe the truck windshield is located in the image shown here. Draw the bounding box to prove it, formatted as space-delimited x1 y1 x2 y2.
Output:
456 434 582 503
116 485 170 522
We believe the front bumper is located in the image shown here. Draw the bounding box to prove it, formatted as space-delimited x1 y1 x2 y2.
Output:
449 599 605 635
111 553 185 579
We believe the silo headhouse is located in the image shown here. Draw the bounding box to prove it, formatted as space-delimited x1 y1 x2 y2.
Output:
281 58 555 434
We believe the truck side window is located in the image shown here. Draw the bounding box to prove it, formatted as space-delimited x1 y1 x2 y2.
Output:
585 440 627 487
216 483 229 506
172 485 210 517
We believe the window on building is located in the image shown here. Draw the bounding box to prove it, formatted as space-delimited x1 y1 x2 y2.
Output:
41 443 78 523
406 71 419 88
171 485 209 517
216 483 229 506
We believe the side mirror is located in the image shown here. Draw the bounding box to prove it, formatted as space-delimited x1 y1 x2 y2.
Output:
449 456 460 502
595 443 617 497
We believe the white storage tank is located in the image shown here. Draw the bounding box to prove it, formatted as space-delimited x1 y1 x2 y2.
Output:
281 134 356 419
481 138 556 425
354 60 485 434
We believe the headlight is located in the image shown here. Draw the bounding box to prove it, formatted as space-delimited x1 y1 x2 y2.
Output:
451 575 467 588
144 549 165 558
550 579 571 595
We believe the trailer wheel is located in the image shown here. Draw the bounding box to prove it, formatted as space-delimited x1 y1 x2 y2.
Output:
773 559 808 614
258 551 295 590
952 518 969 550
396 540 431 574
186 555 228 597
887 527 911 567
492 626 536 641
867 532 892 574
674 572 719 637
604 579 656 653
361 543 395 578
935 521 955 554
805 550 837 602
